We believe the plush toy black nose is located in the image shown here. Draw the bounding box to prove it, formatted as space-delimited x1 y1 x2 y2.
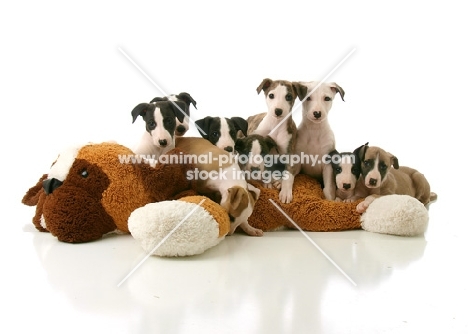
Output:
159 139 167 146
343 183 351 190
43 178 63 195
313 111 322 119
369 178 377 186
224 146 233 152
275 108 283 116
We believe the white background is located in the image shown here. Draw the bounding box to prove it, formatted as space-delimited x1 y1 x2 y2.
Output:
1 0 467 332
3 0 465 223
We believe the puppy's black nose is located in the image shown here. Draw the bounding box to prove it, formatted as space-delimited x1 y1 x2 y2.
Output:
343 183 351 190
43 178 63 195
159 139 167 146
224 146 233 152
275 108 283 116
176 125 186 134
369 178 377 186
313 111 321 119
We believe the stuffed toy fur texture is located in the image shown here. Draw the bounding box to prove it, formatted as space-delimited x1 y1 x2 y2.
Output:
22 142 431 256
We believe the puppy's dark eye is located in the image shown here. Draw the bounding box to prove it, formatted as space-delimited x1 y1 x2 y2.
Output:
211 131 219 138
306 96 312 101
324 96 331 101
268 93 274 99
379 164 387 171
285 94 293 101
363 160 371 167
351 167 359 174
148 120 156 130
335 167 342 173
81 169 88 178
163 118 174 126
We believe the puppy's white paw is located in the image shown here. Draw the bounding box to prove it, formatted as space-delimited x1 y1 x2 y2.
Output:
334 197 343 202
240 223 264 236
356 196 376 213
262 182 273 189
279 189 293 204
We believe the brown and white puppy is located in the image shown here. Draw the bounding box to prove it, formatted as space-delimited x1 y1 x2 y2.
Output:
132 100 186 161
328 143 367 202
175 137 263 236
294 81 345 201
354 144 437 213
234 134 285 188
150 92 197 136
247 78 307 203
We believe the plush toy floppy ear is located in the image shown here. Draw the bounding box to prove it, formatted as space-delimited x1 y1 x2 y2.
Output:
22 174 49 232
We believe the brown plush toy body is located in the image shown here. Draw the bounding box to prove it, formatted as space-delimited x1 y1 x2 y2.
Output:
249 174 363 232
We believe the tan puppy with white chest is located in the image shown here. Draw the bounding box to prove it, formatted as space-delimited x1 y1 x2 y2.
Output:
176 137 263 236
294 81 345 200
354 145 437 213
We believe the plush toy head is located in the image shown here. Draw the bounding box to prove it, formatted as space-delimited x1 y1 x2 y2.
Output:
22 142 195 243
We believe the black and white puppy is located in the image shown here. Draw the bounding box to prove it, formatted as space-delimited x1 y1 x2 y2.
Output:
328 143 367 202
131 100 186 160
234 134 285 188
150 92 197 136
195 116 248 153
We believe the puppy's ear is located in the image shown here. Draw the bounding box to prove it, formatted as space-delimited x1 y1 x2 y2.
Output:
227 187 248 213
256 78 273 94
330 83 345 101
169 101 187 123
328 149 339 157
264 135 278 151
354 142 369 162
230 117 248 136
292 82 308 101
389 154 399 169
247 183 261 201
194 117 212 139
150 97 166 103
176 92 197 109
234 137 247 153
131 103 151 123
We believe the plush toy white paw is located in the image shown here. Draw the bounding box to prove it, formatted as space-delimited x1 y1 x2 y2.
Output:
128 196 230 257
360 195 429 236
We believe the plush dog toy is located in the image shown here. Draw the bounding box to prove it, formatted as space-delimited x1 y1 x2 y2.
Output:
22 142 430 256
